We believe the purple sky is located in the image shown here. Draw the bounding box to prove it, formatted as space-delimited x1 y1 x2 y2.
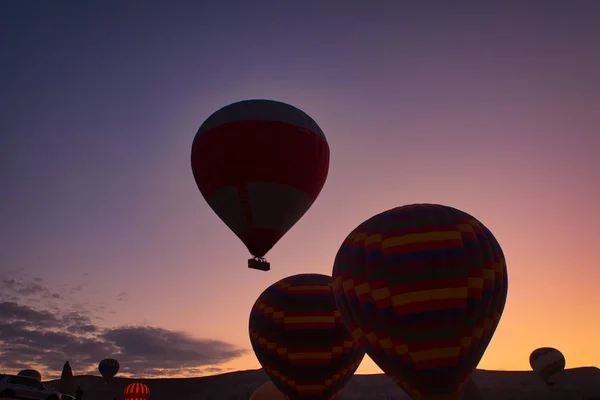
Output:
1 1 599 379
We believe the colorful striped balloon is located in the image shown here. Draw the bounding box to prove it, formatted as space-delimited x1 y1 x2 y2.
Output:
249 274 365 400
529 347 566 385
191 99 330 267
124 382 150 400
332 204 508 400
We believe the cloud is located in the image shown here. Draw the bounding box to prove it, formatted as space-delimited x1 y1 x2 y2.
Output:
2 279 62 300
0 279 246 379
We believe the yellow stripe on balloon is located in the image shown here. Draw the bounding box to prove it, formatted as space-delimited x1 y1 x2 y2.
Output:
456 223 476 233
351 232 368 243
284 316 336 324
287 285 330 292
410 346 460 362
468 278 483 288
372 287 391 301
391 288 467 306
365 233 382 246
289 353 332 361
354 283 371 296
382 231 462 248
483 268 496 280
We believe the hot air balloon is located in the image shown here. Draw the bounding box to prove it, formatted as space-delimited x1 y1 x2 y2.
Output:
249 273 364 399
124 382 150 400
17 369 41 382
529 347 566 386
250 381 286 400
98 358 120 382
191 99 330 271
332 204 508 400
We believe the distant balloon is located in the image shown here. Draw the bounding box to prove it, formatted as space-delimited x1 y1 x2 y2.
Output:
250 381 286 400
529 347 566 385
98 358 120 381
124 382 150 400
249 273 364 399
332 204 509 400
191 99 330 271
17 369 41 382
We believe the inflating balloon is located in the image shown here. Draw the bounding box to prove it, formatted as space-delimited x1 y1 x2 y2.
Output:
17 369 41 382
529 347 565 386
332 204 508 400
249 273 364 399
191 99 330 271
98 358 120 382
250 381 286 400
124 382 150 400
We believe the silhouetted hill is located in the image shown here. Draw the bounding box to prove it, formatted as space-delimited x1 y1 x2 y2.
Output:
31 367 600 400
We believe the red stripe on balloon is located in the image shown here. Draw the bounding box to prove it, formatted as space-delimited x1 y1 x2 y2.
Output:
192 121 329 199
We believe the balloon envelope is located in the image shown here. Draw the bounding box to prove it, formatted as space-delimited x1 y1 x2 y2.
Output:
124 382 150 400
249 273 364 399
17 369 41 382
191 99 330 260
332 204 508 400
529 347 565 385
98 358 120 381
250 381 286 400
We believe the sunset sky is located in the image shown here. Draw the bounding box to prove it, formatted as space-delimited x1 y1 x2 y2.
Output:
1 1 599 380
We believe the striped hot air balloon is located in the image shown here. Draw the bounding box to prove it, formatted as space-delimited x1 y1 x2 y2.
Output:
191 99 330 271
98 358 120 382
124 382 150 400
529 347 566 385
249 273 365 400
17 369 41 382
332 204 509 400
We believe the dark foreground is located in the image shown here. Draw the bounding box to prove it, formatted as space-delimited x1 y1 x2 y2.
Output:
32 367 600 400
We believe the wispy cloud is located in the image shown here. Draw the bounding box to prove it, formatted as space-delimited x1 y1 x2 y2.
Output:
0 278 246 379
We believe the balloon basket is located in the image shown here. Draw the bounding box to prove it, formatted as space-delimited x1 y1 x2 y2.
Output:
248 258 270 271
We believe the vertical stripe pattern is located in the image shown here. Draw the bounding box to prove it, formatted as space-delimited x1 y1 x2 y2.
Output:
124 382 150 400
249 274 365 400
332 204 508 400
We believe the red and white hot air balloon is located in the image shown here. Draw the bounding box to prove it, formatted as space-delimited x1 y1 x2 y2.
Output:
191 99 330 271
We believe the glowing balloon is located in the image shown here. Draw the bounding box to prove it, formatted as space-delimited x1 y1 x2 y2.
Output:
332 204 508 400
191 99 330 271
250 381 286 400
17 369 41 382
249 273 364 399
124 382 150 400
529 347 566 385
98 358 120 381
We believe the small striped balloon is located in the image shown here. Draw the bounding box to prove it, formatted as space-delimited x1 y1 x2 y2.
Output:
249 273 365 400
332 204 508 400
124 382 150 400
98 358 120 381
529 347 566 385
